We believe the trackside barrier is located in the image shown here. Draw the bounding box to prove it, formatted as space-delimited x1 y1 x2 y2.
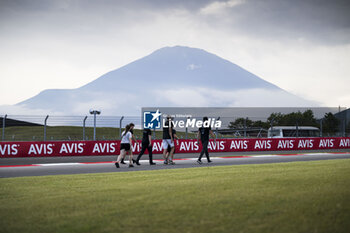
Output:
0 137 349 158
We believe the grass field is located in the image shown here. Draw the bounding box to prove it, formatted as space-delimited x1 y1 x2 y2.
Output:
1 159 350 233
1 126 197 141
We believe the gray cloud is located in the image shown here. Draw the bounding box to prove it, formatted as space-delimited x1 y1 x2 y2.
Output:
1 0 349 45
0 0 349 108
196 0 350 44
0 0 213 11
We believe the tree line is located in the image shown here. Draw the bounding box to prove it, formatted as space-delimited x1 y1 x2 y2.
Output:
228 110 344 134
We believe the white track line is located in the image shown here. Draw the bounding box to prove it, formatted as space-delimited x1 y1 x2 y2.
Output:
36 163 81 166
251 155 277 158
1 152 349 168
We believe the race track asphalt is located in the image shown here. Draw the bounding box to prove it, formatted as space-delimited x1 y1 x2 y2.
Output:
1 150 349 178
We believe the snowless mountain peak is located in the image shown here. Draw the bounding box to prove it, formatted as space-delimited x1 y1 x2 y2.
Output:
12 45 317 115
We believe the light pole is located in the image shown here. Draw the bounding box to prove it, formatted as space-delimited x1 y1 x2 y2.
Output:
89 110 101 141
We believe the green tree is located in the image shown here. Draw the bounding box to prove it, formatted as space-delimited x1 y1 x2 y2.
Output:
300 110 318 126
251 120 270 129
268 110 318 127
322 112 340 134
228 118 253 128
229 110 319 130
267 113 284 125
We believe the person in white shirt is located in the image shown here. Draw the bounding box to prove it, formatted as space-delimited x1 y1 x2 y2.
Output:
115 124 134 168
120 123 137 164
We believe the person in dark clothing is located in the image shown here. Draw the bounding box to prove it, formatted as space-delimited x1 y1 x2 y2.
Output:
135 128 156 165
162 116 174 165
197 117 216 164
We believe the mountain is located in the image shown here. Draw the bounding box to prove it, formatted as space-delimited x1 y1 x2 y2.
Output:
12 46 317 115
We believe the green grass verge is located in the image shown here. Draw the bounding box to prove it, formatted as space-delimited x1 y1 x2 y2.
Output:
1 126 197 141
1 159 350 233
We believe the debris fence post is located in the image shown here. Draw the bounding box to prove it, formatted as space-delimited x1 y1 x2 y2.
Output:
2 114 7 141
119 116 124 139
83 116 88 140
44 115 49 141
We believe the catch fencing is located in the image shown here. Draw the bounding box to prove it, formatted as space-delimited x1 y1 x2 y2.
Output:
1 113 349 142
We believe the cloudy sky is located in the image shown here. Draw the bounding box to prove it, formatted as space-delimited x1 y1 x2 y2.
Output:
0 0 349 108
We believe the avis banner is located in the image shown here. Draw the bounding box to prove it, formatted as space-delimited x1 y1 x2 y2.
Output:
0 137 349 158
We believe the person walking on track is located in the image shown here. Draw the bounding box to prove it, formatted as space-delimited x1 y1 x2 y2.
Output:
197 117 216 164
120 123 137 164
115 124 134 168
163 115 174 165
167 129 178 165
135 128 156 165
